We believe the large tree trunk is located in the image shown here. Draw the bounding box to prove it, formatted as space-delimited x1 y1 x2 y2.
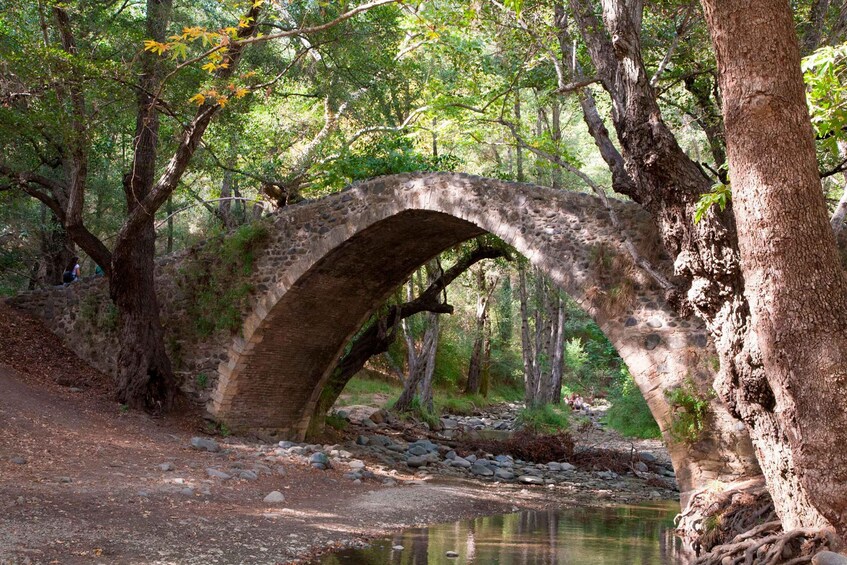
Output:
548 294 566 405
701 0 847 533
111 0 178 411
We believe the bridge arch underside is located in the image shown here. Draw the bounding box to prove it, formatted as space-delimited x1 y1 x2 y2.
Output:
208 173 759 500
214 210 485 438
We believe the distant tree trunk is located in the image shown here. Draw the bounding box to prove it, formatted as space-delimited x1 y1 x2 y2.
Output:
38 207 74 286
830 141 847 236
479 329 492 397
418 314 440 412
518 266 540 406
466 264 499 394
514 90 524 182
548 294 566 404
550 99 563 189
701 0 847 532
219 169 235 229
165 195 174 254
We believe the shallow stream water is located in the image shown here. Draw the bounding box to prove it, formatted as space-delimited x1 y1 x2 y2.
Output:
315 500 691 564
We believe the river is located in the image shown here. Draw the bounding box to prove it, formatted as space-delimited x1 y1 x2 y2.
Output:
315 500 691 564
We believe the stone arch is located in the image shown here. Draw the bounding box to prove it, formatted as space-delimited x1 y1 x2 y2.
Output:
208 172 758 499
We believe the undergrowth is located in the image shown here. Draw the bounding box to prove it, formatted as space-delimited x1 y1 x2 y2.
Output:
516 404 570 434
178 221 269 337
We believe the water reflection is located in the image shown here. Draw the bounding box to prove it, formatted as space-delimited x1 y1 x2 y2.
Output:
316 501 690 564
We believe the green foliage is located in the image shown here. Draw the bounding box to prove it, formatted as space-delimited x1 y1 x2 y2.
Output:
694 181 732 224
516 404 570 435
319 136 461 191
605 369 661 439
665 379 713 444
325 413 348 431
178 221 269 337
803 43 847 149
195 373 209 390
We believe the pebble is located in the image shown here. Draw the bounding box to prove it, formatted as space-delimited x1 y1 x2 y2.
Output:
263 491 285 504
190 437 220 452
10 456 26 465
518 475 544 485
392 545 404 550
446 551 459 558
471 462 494 477
239 470 258 480
158 462 174 472
179 487 194 497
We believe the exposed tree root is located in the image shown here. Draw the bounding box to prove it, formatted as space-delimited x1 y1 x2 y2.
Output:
676 477 841 564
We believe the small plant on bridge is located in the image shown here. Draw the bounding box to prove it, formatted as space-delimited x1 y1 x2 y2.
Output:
178 221 270 337
665 378 713 444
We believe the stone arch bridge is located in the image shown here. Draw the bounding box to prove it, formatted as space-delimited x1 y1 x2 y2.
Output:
9 172 758 498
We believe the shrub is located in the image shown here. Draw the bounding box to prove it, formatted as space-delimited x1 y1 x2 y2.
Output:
516 404 570 434
665 379 713 444
325 413 348 431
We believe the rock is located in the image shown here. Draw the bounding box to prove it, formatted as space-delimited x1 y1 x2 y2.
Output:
387 443 406 452
363 418 378 428
309 452 330 468
10 456 26 465
451 457 472 469
466 454 477 463
547 462 562 471
595 471 617 480
370 410 386 424
336 410 349 420
190 437 220 452
264 491 285 504
446 551 459 558
407 445 429 457
382 478 397 486
494 455 512 463
813 552 847 565
179 487 195 497
441 418 458 430
239 470 258 481
407 456 428 468
356 435 370 446
445 450 457 460
349 460 366 470
275 466 287 476
278 441 295 449
518 475 544 485
634 461 649 473
58 476 72 483
638 452 657 463
559 462 576 472
494 469 515 480
392 545 404 551
206 468 231 480
158 462 174 472
471 462 494 476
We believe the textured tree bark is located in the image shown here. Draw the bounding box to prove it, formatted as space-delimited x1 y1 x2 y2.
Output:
701 0 847 533
518 266 540 406
548 294 566 405
111 0 177 411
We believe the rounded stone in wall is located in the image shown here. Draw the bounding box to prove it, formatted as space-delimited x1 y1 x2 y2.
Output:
645 334 661 350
